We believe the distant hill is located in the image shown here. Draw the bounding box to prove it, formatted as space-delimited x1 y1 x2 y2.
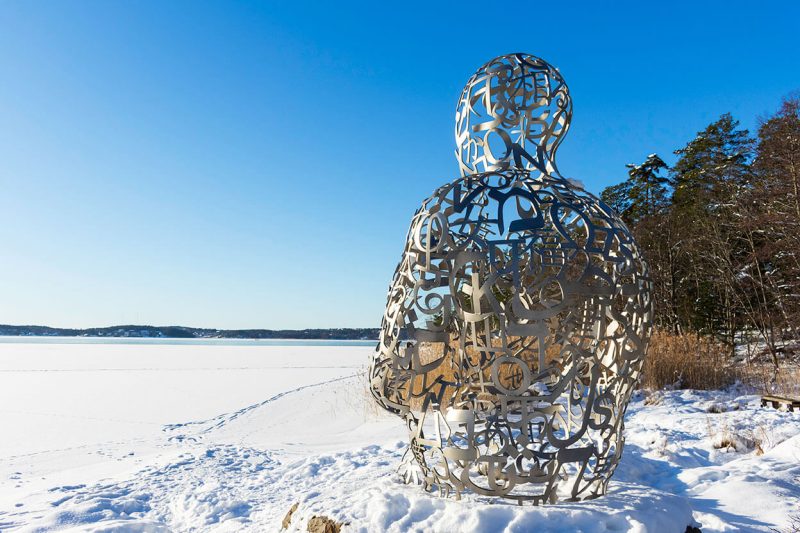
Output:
0 324 380 340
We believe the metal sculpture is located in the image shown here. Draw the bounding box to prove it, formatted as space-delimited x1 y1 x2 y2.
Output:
369 53 652 504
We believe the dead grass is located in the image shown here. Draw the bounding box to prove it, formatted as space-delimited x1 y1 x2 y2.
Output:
743 364 800 398
784 508 800 533
706 418 768 454
640 330 800 395
643 390 664 406
641 329 737 390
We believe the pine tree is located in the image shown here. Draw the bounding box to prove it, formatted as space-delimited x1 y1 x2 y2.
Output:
601 154 677 331
600 180 633 222
670 114 754 346
601 154 669 224
625 154 670 222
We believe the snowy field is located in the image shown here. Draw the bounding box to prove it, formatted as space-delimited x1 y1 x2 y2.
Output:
0 340 798 532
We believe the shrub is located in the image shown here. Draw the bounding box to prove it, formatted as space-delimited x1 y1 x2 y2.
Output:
640 329 736 390
744 364 800 398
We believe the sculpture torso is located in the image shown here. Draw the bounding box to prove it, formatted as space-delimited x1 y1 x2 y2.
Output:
369 53 651 504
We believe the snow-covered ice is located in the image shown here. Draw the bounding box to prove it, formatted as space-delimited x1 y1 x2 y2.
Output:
0 341 798 532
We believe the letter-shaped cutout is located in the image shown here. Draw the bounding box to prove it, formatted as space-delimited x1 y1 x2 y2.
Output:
369 53 652 504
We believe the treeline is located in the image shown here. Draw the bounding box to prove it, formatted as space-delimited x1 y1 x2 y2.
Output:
601 95 800 368
0 324 380 340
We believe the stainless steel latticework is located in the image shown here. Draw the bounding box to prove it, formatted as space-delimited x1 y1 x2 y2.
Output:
369 53 652 504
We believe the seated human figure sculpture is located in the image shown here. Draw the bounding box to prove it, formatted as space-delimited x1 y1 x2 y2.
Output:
368 53 652 504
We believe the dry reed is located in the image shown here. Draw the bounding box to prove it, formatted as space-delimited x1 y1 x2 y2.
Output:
389 329 797 410
742 364 800 398
640 329 737 390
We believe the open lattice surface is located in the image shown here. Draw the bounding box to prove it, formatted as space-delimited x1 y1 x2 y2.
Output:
369 53 652 504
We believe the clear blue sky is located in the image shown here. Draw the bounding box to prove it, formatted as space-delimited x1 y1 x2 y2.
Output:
0 1 797 329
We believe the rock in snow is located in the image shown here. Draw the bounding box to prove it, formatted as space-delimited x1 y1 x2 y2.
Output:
283 502 299 530
307 514 343 533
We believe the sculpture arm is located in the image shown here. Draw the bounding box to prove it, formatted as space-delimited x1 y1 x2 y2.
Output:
369 201 456 416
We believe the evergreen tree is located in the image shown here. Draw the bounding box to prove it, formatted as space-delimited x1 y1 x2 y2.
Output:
598 98 800 369
670 114 753 344
672 113 753 213
601 154 676 331
601 154 669 224
600 180 633 221
625 154 670 221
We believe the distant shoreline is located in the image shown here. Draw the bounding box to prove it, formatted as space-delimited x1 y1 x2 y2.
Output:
0 336 378 347
0 324 380 341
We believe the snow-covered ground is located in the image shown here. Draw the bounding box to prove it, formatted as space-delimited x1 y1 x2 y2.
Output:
0 341 798 532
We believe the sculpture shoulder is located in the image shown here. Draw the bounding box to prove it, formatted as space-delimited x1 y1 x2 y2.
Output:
410 171 622 222
402 171 641 261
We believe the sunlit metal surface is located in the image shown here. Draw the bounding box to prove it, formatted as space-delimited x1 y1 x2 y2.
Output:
369 53 652 504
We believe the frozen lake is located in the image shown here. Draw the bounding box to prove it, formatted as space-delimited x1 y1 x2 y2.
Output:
0 341 372 458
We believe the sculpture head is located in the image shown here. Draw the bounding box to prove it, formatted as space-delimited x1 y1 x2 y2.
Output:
455 53 572 177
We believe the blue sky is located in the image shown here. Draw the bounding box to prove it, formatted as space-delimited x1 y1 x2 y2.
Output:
0 1 798 329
